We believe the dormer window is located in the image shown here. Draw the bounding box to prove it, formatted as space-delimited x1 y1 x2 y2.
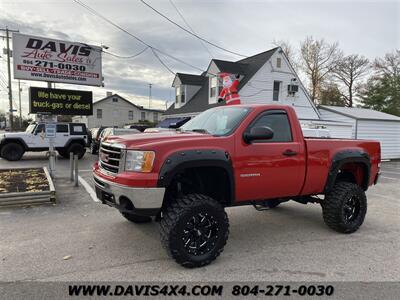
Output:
210 76 218 98
176 85 186 104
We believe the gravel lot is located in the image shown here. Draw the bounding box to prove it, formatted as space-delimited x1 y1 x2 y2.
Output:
0 152 399 283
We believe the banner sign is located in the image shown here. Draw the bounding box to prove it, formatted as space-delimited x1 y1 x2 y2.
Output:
13 33 102 86
29 87 93 115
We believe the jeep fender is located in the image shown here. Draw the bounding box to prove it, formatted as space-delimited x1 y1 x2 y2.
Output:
157 149 235 204
0 138 29 150
324 150 371 193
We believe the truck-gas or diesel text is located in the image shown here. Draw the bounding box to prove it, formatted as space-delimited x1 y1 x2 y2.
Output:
93 105 381 268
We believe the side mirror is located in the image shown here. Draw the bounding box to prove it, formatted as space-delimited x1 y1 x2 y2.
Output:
243 126 274 143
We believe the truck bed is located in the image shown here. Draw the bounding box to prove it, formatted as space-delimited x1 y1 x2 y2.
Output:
301 138 381 195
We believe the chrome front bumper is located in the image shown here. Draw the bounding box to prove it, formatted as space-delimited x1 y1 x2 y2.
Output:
93 174 165 210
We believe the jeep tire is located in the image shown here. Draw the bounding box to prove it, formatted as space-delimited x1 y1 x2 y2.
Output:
160 194 229 268
322 182 367 234
1 142 25 161
121 212 152 223
66 143 86 159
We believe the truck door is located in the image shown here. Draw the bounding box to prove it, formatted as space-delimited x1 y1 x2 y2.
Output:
234 109 306 201
54 124 70 147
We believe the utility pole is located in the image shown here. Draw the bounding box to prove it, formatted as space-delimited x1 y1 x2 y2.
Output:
18 80 22 129
148 83 152 109
1 27 19 131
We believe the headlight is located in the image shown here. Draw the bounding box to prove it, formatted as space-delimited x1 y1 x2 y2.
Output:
125 150 155 172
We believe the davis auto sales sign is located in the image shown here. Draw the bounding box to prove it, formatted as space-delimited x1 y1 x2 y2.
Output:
13 33 103 87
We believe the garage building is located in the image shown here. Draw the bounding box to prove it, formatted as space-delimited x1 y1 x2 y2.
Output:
319 105 400 160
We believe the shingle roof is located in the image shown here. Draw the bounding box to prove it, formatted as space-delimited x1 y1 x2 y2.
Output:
212 59 247 74
175 73 206 86
94 94 164 113
319 105 400 121
165 47 279 116
165 80 223 115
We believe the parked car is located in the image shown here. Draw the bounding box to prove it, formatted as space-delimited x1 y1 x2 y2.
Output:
0 122 88 161
124 124 151 132
89 126 106 154
93 104 381 268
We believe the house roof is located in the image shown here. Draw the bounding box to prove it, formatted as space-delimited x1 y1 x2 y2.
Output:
94 93 164 113
319 105 400 121
212 59 247 74
165 47 279 116
174 73 206 86
165 80 223 115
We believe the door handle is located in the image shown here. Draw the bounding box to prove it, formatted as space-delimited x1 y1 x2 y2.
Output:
283 149 297 156
63 134 68 136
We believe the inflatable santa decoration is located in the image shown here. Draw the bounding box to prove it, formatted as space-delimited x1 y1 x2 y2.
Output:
218 72 241 105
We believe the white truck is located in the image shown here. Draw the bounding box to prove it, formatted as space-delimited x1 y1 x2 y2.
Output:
0 123 88 161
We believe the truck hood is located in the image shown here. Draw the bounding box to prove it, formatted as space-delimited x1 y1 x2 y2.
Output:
103 131 215 149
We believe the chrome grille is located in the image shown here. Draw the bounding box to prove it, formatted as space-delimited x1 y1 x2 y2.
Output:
99 142 124 174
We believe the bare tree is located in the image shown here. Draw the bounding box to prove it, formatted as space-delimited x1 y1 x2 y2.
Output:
299 36 342 103
373 50 400 78
332 54 370 107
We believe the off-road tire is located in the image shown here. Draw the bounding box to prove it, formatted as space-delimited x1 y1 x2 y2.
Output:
160 194 229 268
121 212 152 223
322 182 367 233
66 143 85 159
0 142 25 161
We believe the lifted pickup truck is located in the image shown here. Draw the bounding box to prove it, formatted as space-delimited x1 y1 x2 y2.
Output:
93 105 380 268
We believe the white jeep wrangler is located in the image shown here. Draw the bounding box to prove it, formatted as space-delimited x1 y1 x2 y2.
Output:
0 123 88 161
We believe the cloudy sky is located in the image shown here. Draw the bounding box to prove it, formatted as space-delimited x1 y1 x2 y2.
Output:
0 0 398 116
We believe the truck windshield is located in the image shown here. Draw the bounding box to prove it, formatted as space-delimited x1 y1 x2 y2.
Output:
25 124 36 133
180 107 250 136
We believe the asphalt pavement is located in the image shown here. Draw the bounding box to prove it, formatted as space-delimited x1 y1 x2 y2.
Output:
0 152 399 283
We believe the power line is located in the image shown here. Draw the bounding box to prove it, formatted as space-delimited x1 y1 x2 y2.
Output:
73 0 210 75
140 0 246 58
103 47 149 59
168 0 213 59
151 48 175 74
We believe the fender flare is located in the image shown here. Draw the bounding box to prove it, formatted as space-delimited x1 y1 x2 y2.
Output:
0 138 29 150
157 149 235 204
325 150 371 193
63 138 87 150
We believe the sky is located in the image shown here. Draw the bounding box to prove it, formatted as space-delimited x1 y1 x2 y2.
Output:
0 0 399 117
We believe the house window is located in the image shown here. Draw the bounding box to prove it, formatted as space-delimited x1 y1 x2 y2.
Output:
181 87 186 103
273 81 281 101
176 85 185 103
97 109 102 119
277 57 282 68
210 76 218 98
153 112 158 122
112 97 118 102
176 86 180 103
128 111 134 120
141 111 146 121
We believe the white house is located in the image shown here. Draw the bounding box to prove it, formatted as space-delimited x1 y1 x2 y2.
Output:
164 47 352 137
72 93 164 129
320 106 400 159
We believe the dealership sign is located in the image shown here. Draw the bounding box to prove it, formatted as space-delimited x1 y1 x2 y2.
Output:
13 33 102 86
29 87 93 115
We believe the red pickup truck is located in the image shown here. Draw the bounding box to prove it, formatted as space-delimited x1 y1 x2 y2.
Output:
93 104 380 268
